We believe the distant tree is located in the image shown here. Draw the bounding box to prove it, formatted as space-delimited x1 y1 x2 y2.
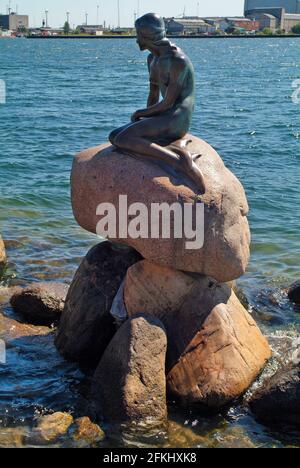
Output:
292 23 300 34
262 27 273 35
18 26 27 34
63 21 70 35
275 29 285 35
225 26 235 34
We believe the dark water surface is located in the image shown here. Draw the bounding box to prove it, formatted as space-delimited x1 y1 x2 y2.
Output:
0 38 300 448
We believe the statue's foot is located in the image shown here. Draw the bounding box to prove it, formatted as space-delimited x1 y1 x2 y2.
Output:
190 163 206 193
179 138 193 148
169 145 206 193
192 153 203 162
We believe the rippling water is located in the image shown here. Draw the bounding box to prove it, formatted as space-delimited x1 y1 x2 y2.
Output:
0 38 300 448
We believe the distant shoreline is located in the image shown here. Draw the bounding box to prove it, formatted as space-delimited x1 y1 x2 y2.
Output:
26 34 300 40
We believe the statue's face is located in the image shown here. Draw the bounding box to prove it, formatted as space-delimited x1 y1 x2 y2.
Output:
136 30 148 51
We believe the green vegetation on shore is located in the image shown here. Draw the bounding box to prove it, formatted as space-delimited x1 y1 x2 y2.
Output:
292 23 300 34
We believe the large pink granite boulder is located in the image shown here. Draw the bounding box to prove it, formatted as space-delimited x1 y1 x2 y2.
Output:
124 260 272 409
71 135 250 283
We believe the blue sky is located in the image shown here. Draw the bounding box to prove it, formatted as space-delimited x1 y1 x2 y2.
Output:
1 0 245 28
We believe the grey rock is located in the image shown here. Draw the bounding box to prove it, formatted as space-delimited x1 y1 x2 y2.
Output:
250 362 300 427
10 282 69 326
55 241 141 366
92 314 167 427
288 281 300 305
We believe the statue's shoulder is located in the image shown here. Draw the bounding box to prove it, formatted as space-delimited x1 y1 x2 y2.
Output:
170 50 190 69
171 48 194 75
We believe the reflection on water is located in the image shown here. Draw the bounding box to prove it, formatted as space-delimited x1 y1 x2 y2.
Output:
0 37 300 447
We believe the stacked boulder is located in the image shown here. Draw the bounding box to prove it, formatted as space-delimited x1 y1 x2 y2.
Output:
56 135 271 427
124 261 271 409
71 136 250 281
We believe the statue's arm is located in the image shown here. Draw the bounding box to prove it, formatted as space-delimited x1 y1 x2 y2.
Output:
132 59 187 121
147 83 160 107
147 54 159 107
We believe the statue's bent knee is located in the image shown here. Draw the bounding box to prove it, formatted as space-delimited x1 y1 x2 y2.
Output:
114 132 128 148
109 130 117 145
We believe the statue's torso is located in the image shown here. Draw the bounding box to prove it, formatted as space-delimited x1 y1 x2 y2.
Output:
148 47 195 115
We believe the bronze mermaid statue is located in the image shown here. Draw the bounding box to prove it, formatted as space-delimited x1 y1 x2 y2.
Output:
109 13 205 192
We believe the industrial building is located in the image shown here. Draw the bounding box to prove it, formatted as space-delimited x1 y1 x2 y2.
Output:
0 12 29 31
246 7 300 31
284 12 300 30
226 17 260 31
245 0 300 31
164 17 216 35
165 16 260 35
245 0 300 14
204 18 232 32
78 25 104 35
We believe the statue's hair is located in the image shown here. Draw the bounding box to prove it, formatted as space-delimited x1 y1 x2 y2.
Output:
135 13 166 44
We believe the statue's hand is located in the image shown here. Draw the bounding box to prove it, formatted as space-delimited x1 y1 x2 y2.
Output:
131 110 145 123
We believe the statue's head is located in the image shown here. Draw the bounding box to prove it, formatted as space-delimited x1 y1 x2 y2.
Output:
135 13 167 51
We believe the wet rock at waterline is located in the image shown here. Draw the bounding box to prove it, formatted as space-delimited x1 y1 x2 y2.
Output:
92 314 168 427
55 241 142 366
0 427 27 448
0 287 53 344
0 286 22 307
0 313 51 343
72 417 105 447
124 261 272 409
0 235 6 270
25 412 74 446
10 282 69 326
0 417 105 448
249 362 300 428
287 281 300 305
71 135 250 283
